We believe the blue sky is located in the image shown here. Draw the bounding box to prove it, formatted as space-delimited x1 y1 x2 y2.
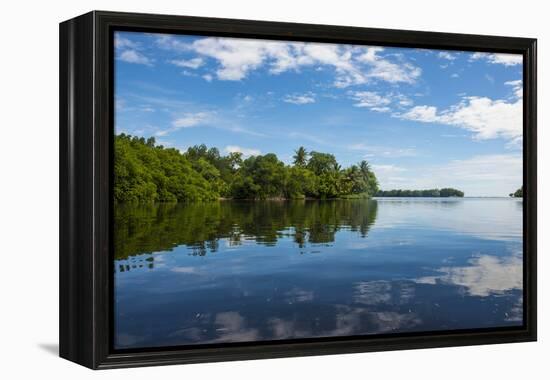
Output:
114 31 523 196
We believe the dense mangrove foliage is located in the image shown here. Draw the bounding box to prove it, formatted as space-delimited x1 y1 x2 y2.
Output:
114 134 379 202
114 200 379 260
376 188 464 197
509 186 523 198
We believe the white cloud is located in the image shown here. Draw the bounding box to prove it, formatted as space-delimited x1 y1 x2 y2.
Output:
399 105 439 123
349 91 412 112
190 38 268 80
155 34 191 51
118 49 153 66
370 164 408 189
159 36 420 87
470 52 523 66
350 91 391 108
356 47 421 84
115 35 138 49
437 51 456 60
451 73 460 78
505 79 523 98
283 93 316 105
399 89 522 141
202 73 213 82
372 164 405 173
172 112 210 128
169 57 204 69
154 112 211 136
437 154 522 183
395 94 414 107
224 145 261 157
371 107 391 113
374 154 522 196
349 144 417 158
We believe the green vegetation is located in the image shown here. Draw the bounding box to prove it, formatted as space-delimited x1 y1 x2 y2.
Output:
509 186 523 198
376 188 464 197
114 134 379 202
114 199 378 260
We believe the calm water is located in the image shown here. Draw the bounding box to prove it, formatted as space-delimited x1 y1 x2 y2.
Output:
114 198 523 349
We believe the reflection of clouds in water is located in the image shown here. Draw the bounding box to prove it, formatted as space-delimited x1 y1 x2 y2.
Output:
269 318 309 339
354 281 391 305
354 281 415 305
415 254 522 296
285 288 314 303
505 295 523 322
210 311 259 343
331 306 420 336
373 199 522 242
170 266 197 274
370 311 421 333
270 306 421 340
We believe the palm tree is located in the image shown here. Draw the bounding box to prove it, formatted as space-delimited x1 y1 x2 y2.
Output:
359 160 371 176
293 146 308 167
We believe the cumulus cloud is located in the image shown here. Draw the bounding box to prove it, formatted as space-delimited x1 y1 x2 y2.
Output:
115 33 153 66
156 36 421 87
470 52 523 66
356 47 421 84
350 91 391 108
505 79 523 98
115 35 139 49
118 49 153 66
224 145 261 157
398 85 522 142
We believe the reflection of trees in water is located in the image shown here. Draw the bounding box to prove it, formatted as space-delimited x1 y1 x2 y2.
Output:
114 200 378 259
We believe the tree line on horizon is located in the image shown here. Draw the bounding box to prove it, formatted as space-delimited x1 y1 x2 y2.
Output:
114 134 380 202
375 188 464 197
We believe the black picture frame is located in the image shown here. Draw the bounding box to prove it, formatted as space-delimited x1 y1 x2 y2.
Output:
59 10 537 369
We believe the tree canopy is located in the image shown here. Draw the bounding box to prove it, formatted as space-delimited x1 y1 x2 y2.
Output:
114 134 380 202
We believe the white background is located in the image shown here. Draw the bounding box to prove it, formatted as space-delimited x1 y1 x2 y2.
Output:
0 0 546 378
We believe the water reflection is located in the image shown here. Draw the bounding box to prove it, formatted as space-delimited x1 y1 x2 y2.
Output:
114 200 379 260
415 252 523 297
114 199 523 349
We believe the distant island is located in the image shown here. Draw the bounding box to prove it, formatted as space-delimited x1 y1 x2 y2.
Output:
509 186 523 198
114 134 380 202
376 188 464 197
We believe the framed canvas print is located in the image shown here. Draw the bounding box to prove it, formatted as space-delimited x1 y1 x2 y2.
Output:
59 11 537 369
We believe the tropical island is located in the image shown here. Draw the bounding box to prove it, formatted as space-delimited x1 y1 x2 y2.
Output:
376 188 464 197
115 134 467 202
114 134 379 202
509 187 523 198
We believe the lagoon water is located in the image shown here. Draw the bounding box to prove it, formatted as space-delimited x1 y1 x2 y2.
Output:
114 198 523 349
